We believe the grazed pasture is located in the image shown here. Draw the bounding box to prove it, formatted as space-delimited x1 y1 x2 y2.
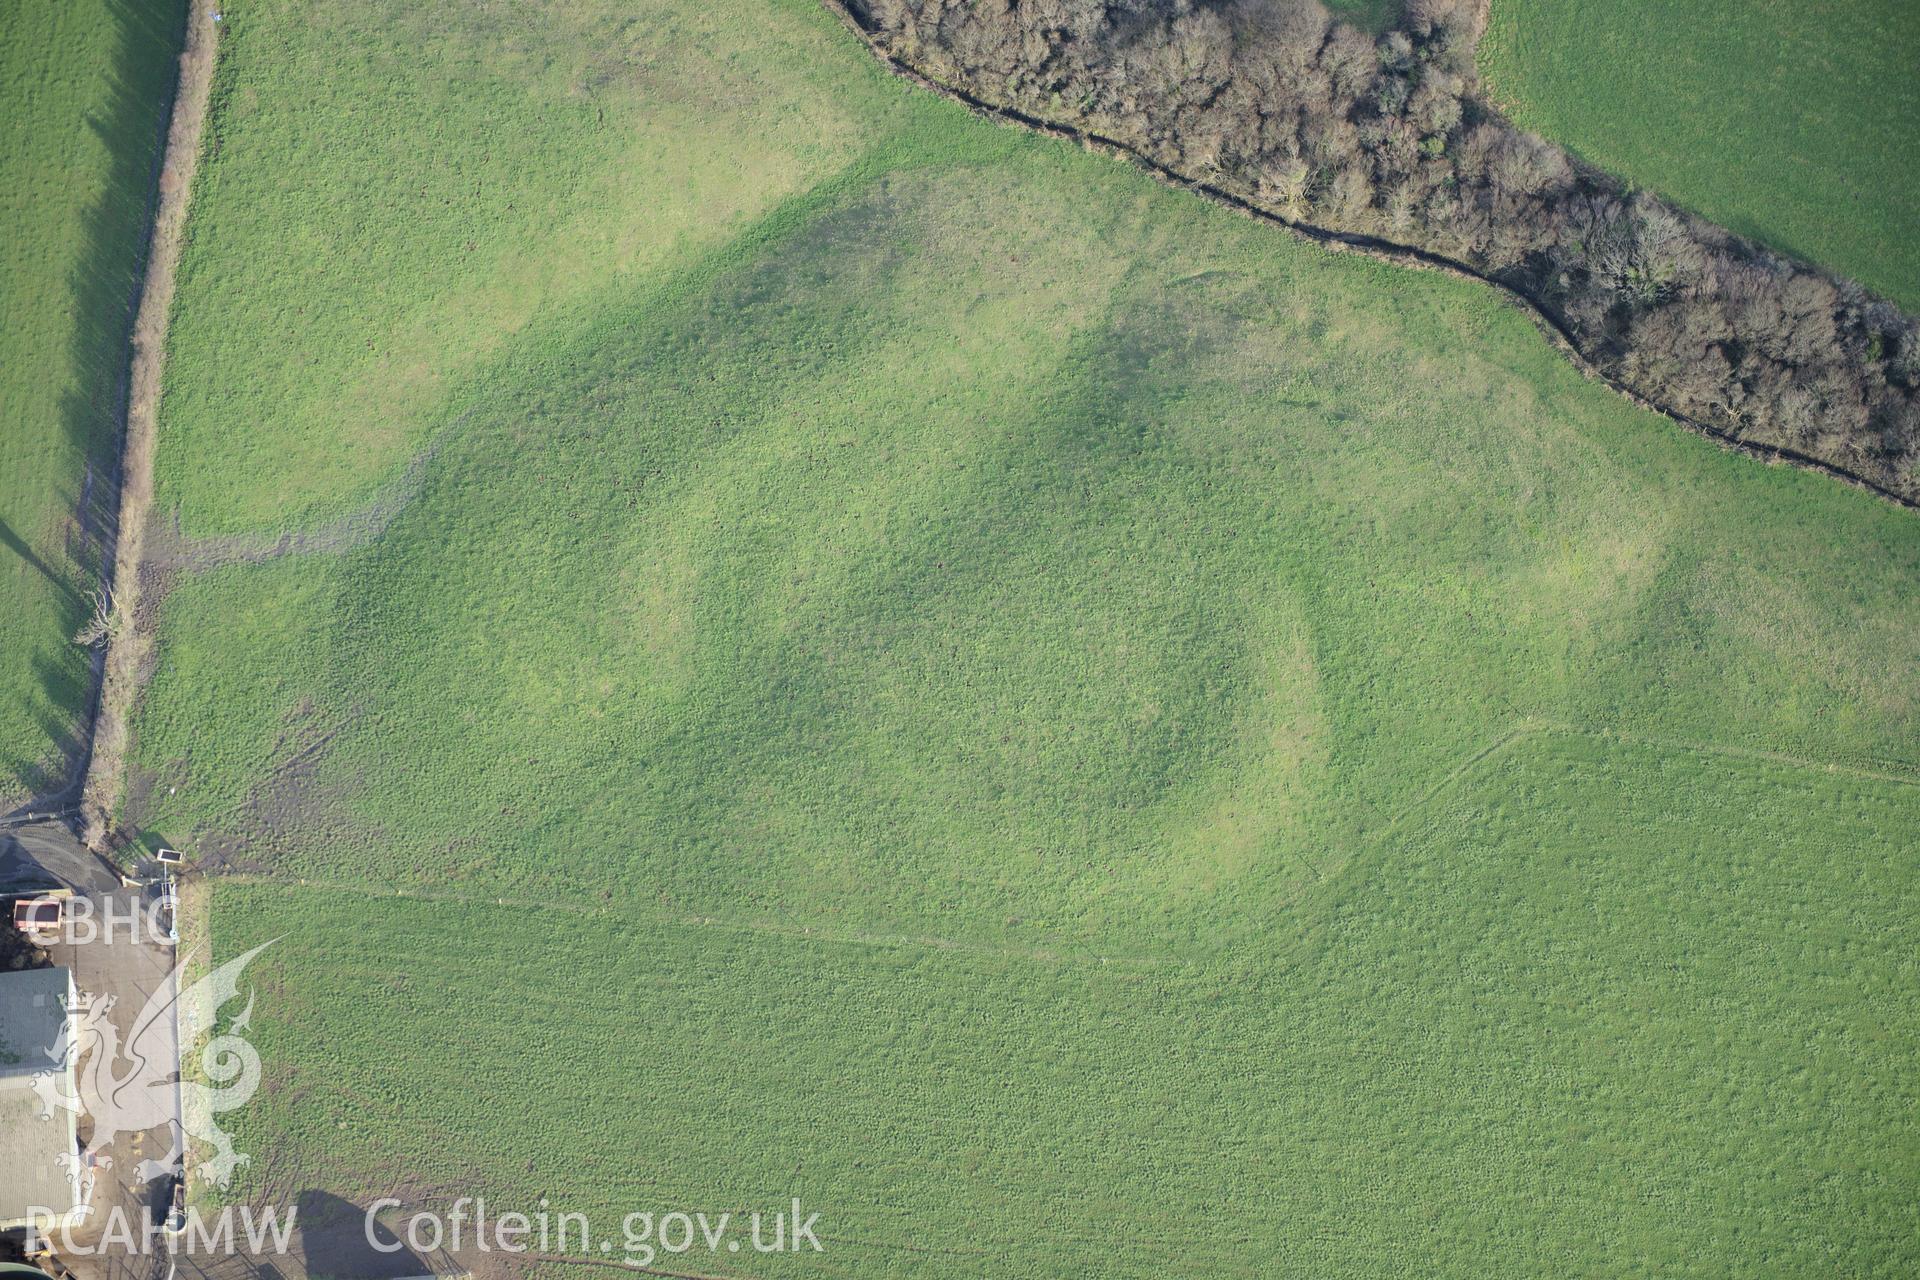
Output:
0 0 184 803
1481 0 1920 307
217 732 1918 1276
125 0 1919 1272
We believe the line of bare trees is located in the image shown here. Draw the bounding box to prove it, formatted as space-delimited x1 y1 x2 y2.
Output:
845 0 1920 503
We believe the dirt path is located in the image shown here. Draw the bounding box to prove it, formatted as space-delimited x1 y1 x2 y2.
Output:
81 0 221 847
142 442 438 578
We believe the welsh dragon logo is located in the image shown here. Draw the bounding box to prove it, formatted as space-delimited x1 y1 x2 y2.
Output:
32 941 274 1190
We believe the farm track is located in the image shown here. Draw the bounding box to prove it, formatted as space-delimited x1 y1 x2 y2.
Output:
1365 715 1920 855
79 0 220 845
817 0 1920 515
1367 721 1539 848
523 1257 738 1280
1546 720 1920 788
211 872 1175 971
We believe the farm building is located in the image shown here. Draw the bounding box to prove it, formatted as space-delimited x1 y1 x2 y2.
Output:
0 966 80 1231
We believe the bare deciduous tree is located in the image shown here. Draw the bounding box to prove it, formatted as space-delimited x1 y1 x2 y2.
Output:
74 585 117 648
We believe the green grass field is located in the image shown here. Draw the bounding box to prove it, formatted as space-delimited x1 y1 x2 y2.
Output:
1480 0 1920 308
124 0 1920 1272
214 731 1918 1275
0 0 184 804
1325 0 1402 32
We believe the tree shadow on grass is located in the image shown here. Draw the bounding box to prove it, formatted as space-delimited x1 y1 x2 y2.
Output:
4 648 94 810
7 0 189 809
57 0 192 577
295 1190 436 1280
0 514 82 602
155 1191 435 1280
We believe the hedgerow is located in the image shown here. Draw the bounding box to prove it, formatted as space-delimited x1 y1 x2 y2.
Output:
849 0 1920 501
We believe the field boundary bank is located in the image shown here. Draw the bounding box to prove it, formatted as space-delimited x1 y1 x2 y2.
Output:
818 0 1920 515
79 0 220 846
204 708 1914 963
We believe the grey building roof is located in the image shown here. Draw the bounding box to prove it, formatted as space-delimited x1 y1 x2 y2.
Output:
0 967 79 1228
0 965 70 1080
